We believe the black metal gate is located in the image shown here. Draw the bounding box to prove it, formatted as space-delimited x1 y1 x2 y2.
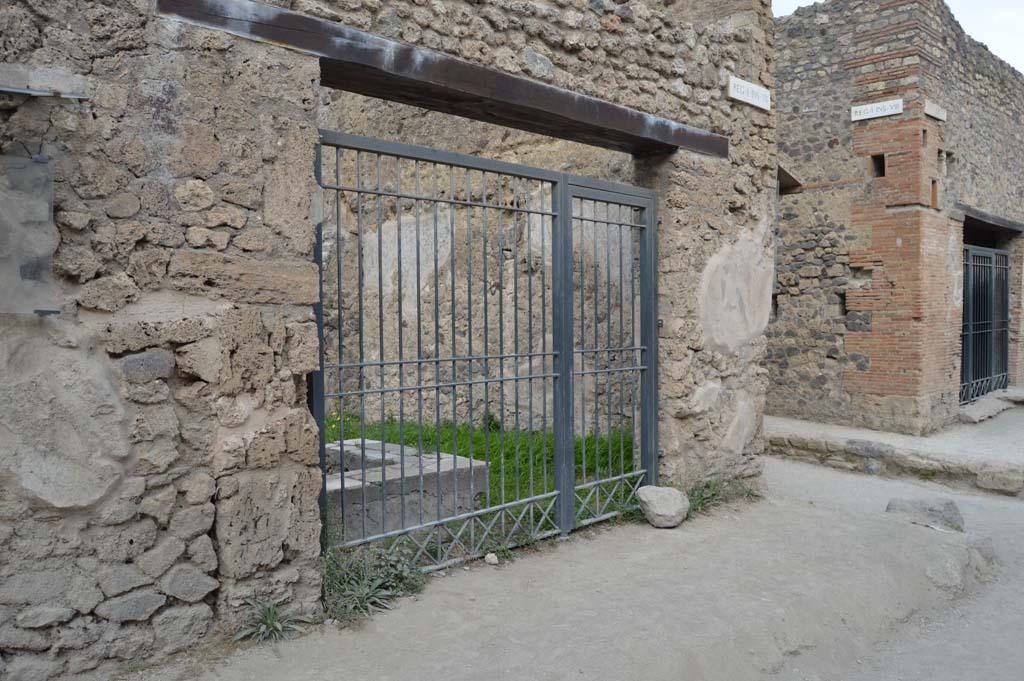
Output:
960 245 1010 403
311 131 658 568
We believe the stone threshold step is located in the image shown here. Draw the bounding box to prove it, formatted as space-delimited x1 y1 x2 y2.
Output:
765 415 1024 498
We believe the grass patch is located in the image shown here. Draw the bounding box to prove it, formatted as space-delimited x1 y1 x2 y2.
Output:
322 544 426 622
325 411 636 509
234 600 309 643
687 478 760 515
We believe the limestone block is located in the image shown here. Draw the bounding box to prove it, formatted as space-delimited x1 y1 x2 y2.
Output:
152 603 212 654
205 205 247 229
168 502 215 540
2 654 63 681
53 244 102 282
185 226 230 250
77 272 140 312
286 322 319 375
98 565 152 598
167 251 319 304
158 564 219 603
173 179 216 211
89 519 157 562
129 404 179 443
176 337 222 383
263 125 316 256
145 222 186 248
94 590 166 623
216 467 321 579
232 227 273 252
95 477 146 525
187 535 218 572
14 606 75 629
123 380 171 405
179 471 216 505
976 468 1024 495
214 394 256 428
136 536 186 579
0 624 50 651
119 348 175 384
133 439 180 476
128 248 172 290
139 486 177 526
105 192 141 219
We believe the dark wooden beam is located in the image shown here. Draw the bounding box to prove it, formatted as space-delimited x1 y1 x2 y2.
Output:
157 0 729 158
956 203 1024 234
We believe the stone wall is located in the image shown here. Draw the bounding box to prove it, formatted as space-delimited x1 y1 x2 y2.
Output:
768 0 1024 435
0 0 775 677
0 4 322 679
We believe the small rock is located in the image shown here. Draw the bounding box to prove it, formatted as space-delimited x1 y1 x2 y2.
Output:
484 552 499 566
94 589 166 622
158 564 219 603
864 459 883 476
168 503 215 540
15 606 75 629
105 192 141 219
119 349 175 384
885 497 965 532
976 468 1024 495
152 603 213 654
136 536 186 578
637 486 690 528
98 564 152 597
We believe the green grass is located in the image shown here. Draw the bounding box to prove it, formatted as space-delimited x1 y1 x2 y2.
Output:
687 478 761 515
325 411 636 508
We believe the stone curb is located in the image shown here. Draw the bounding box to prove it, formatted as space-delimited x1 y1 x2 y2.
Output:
765 420 1024 498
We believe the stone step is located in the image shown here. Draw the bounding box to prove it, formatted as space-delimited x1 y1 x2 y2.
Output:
764 414 1024 498
324 440 490 540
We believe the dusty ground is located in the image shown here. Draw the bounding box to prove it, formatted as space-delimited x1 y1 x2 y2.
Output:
765 459 1024 681
123 458 1013 681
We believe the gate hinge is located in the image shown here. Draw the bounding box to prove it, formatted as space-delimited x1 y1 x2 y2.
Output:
657 319 664 329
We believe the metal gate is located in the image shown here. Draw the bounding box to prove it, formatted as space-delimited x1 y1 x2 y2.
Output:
960 245 1010 403
310 131 658 568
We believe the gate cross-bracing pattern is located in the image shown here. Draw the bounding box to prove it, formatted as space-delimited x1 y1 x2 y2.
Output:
960 246 1010 404
310 131 658 569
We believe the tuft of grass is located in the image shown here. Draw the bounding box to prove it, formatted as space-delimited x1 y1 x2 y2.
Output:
323 545 426 622
234 599 309 643
687 478 760 515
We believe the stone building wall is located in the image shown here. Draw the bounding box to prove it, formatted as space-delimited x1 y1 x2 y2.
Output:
0 0 775 678
769 0 1024 435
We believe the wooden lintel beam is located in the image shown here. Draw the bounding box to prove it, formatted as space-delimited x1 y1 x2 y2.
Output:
157 0 729 159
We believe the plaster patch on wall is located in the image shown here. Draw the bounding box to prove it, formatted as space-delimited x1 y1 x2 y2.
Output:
698 218 773 355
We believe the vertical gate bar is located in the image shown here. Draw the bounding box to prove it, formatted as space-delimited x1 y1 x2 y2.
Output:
312 212 328 534
396 156 406 530
639 200 659 486
540 184 549 496
432 163 443 528
415 161 426 527
333 146 346 541
578 196 587 489
376 155 387 535
617 213 626 482
512 177 522 503
482 174 492 510
465 169 475 548
626 215 634 471
592 200 600 493
602 201 610 483
552 176 575 535
526 179 536 535
356 151 368 541
497 178 507 525
449 166 458 517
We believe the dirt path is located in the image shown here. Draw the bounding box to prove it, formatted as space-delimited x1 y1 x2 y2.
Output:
127 458 1004 681
764 459 1024 681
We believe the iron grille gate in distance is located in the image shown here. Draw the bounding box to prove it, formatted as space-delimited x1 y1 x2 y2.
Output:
960 246 1010 404
310 131 658 569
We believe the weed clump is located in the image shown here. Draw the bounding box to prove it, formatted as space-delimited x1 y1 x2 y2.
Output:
234 600 309 643
323 545 425 621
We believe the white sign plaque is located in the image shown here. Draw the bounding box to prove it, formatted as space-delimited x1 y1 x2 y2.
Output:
851 98 904 121
924 99 948 121
727 76 771 111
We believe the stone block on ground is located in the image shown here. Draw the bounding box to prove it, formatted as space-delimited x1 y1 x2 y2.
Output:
885 497 965 532
637 486 690 528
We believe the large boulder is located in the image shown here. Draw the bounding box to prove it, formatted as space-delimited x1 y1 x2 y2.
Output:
637 486 690 528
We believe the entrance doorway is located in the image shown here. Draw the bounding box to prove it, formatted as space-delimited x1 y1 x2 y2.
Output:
961 245 1010 403
310 131 659 568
